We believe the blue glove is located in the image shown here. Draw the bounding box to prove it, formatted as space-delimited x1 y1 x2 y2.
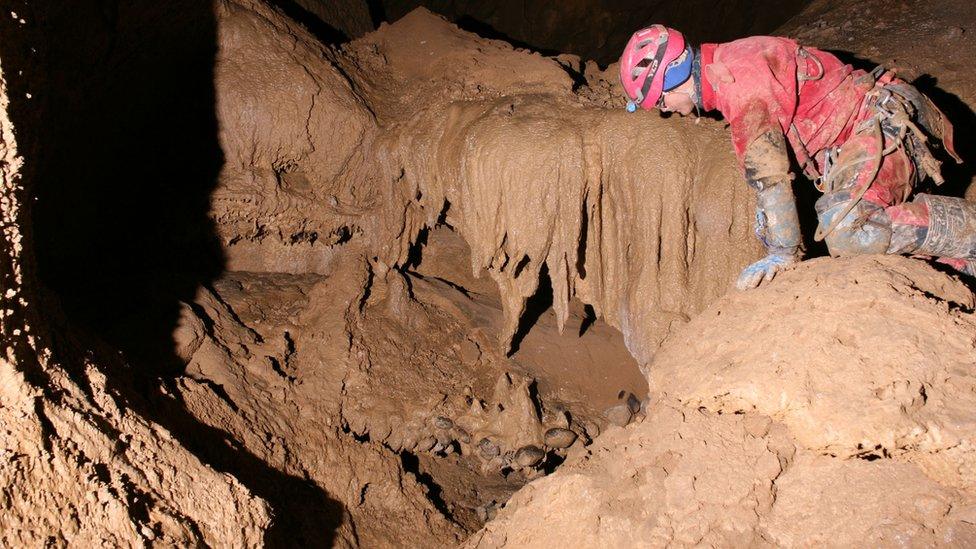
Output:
736 253 798 290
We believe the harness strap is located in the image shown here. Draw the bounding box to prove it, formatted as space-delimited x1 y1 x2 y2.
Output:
814 118 885 241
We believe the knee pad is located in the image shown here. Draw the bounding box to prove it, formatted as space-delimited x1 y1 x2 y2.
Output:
816 191 892 256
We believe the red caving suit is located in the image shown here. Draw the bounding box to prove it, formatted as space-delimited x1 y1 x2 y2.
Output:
698 36 964 267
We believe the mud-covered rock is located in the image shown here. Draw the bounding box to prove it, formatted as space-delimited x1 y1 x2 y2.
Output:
603 404 633 427
543 428 577 449
651 256 976 475
212 0 384 273
465 257 976 547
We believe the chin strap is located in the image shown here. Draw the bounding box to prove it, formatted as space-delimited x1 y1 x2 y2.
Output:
691 47 703 111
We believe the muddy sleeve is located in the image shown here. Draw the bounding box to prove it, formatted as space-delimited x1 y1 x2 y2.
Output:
744 131 802 253
729 99 777 161
716 38 800 162
743 131 792 188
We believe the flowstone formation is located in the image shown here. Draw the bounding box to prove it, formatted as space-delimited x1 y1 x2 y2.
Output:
342 8 764 364
468 257 976 547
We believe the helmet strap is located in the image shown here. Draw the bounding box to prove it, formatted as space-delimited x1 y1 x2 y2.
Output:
691 47 704 111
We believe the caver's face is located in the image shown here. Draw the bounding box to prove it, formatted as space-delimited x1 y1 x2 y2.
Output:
661 91 695 115
659 78 695 116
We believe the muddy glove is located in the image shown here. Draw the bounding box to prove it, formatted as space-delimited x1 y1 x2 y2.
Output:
736 132 802 290
736 250 797 290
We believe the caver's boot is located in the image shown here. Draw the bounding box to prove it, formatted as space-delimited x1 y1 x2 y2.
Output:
910 194 976 260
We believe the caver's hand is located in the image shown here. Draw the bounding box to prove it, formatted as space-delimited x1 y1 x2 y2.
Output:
735 253 798 290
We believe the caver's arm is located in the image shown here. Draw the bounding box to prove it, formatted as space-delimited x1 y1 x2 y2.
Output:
736 130 802 290
700 39 807 288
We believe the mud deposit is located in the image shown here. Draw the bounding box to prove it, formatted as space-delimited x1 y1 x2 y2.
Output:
2 0 976 547
470 256 976 547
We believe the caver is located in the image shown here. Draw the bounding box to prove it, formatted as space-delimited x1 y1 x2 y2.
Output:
620 25 968 289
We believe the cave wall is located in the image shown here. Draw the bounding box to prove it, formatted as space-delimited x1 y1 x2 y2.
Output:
0 1 443 545
211 0 383 274
14 0 390 363
297 0 811 64
291 0 376 40
383 0 812 63
14 0 225 368
0 3 272 545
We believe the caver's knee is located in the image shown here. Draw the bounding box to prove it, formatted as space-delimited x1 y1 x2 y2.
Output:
815 191 892 256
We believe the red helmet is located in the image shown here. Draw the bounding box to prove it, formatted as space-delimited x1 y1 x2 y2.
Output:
619 25 688 111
